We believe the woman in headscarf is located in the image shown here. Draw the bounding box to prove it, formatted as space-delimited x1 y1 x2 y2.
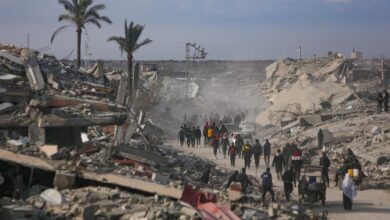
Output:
342 173 357 210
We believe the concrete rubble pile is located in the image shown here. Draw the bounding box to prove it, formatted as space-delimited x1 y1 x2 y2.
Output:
258 55 390 192
256 55 378 127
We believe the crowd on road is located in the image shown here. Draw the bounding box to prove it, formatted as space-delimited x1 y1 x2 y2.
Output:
179 123 360 209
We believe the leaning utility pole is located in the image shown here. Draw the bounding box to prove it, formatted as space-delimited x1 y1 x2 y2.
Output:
185 42 207 98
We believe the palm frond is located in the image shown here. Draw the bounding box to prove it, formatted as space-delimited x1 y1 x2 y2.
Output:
85 18 102 28
50 25 72 43
135 38 152 51
58 14 74 22
58 0 74 11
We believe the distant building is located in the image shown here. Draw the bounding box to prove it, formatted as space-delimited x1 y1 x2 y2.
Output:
351 49 363 59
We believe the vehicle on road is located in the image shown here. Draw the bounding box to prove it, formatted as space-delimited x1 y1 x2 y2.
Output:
224 123 242 133
239 121 257 135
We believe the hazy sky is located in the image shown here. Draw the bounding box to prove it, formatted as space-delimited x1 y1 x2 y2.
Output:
0 0 389 60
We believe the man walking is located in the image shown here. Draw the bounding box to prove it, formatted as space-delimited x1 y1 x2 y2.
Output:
195 126 202 147
212 136 219 159
243 141 253 169
263 139 271 167
178 127 185 147
261 167 275 202
384 89 389 112
282 167 294 201
235 134 244 158
272 149 285 180
320 151 331 187
377 92 384 114
228 143 237 167
221 133 229 158
253 139 262 170
203 122 209 145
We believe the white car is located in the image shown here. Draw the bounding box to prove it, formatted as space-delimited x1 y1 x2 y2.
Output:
239 121 257 135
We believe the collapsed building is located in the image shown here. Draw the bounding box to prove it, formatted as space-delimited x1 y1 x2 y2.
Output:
256 53 390 192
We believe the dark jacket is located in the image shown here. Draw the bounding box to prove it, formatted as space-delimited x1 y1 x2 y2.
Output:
320 155 331 170
253 143 262 156
272 154 285 170
263 141 271 155
282 170 294 183
237 172 251 192
226 172 239 188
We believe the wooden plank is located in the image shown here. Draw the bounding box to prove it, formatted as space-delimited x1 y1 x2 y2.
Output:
79 171 183 199
38 114 127 127
0 148 57 171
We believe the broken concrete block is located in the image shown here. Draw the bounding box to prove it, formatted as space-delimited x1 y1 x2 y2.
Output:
0 50 22 65
152 173 170 185
47 73 61 90
53 170 75 190
29 124 45 146
371 126 382 135
39 145 58 158
0 102 14 114
20 49 45 91
6 139 24 147
40 188 65 205
116 76 128 105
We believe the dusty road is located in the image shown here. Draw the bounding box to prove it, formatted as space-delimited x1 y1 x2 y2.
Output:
168 140 390 220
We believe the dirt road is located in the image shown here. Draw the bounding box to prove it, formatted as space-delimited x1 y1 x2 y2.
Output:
168 140 390 220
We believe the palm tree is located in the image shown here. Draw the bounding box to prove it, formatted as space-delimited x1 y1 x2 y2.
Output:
51 0 112 68
108 20 152 97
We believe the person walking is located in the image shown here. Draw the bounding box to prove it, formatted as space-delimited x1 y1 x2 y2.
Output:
282 166 295 201
384 89 389 112
253 139 262 170
261 167 275 202
190 127 196 147
243 141 253 169
342 173 357 210
221 133 229 158
377 92 384 114
195 126 202 147
237 168 252 194
178 127 185 147
263 139 271 167
212 136 219 159
207 126 214 145
203 122 209 145
272 149 285 180
320 151 331 187
235 134 244 158
318 128 324 149
228 143 237 167
291 147 303 185
185 126 191 147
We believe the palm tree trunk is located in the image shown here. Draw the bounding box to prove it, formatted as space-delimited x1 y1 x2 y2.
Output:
76 27 82 68
127 54 133 100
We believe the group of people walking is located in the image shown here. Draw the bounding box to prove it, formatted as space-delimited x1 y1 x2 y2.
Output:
178 125 202 147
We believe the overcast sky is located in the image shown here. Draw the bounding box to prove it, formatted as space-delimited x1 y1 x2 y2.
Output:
0 0 389 60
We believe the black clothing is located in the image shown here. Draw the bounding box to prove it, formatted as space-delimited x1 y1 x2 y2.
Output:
226 172 238 189
237 172 251 193
236 137 244 158
195 128 202 146
282 170 294 201
179 130 185 147
262 186 275 202
253 143 262 168
343 193 353 210
384 91 389 112
378 94 384 114
221 137 229 158
230 155 236 167
320 155 331 186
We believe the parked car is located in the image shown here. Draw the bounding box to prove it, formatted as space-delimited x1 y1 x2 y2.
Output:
224 123 242 133
239 121 257 135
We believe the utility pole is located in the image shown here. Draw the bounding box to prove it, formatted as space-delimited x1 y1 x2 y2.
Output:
27 33 30 48
298 45 302 59
185 42 207 98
